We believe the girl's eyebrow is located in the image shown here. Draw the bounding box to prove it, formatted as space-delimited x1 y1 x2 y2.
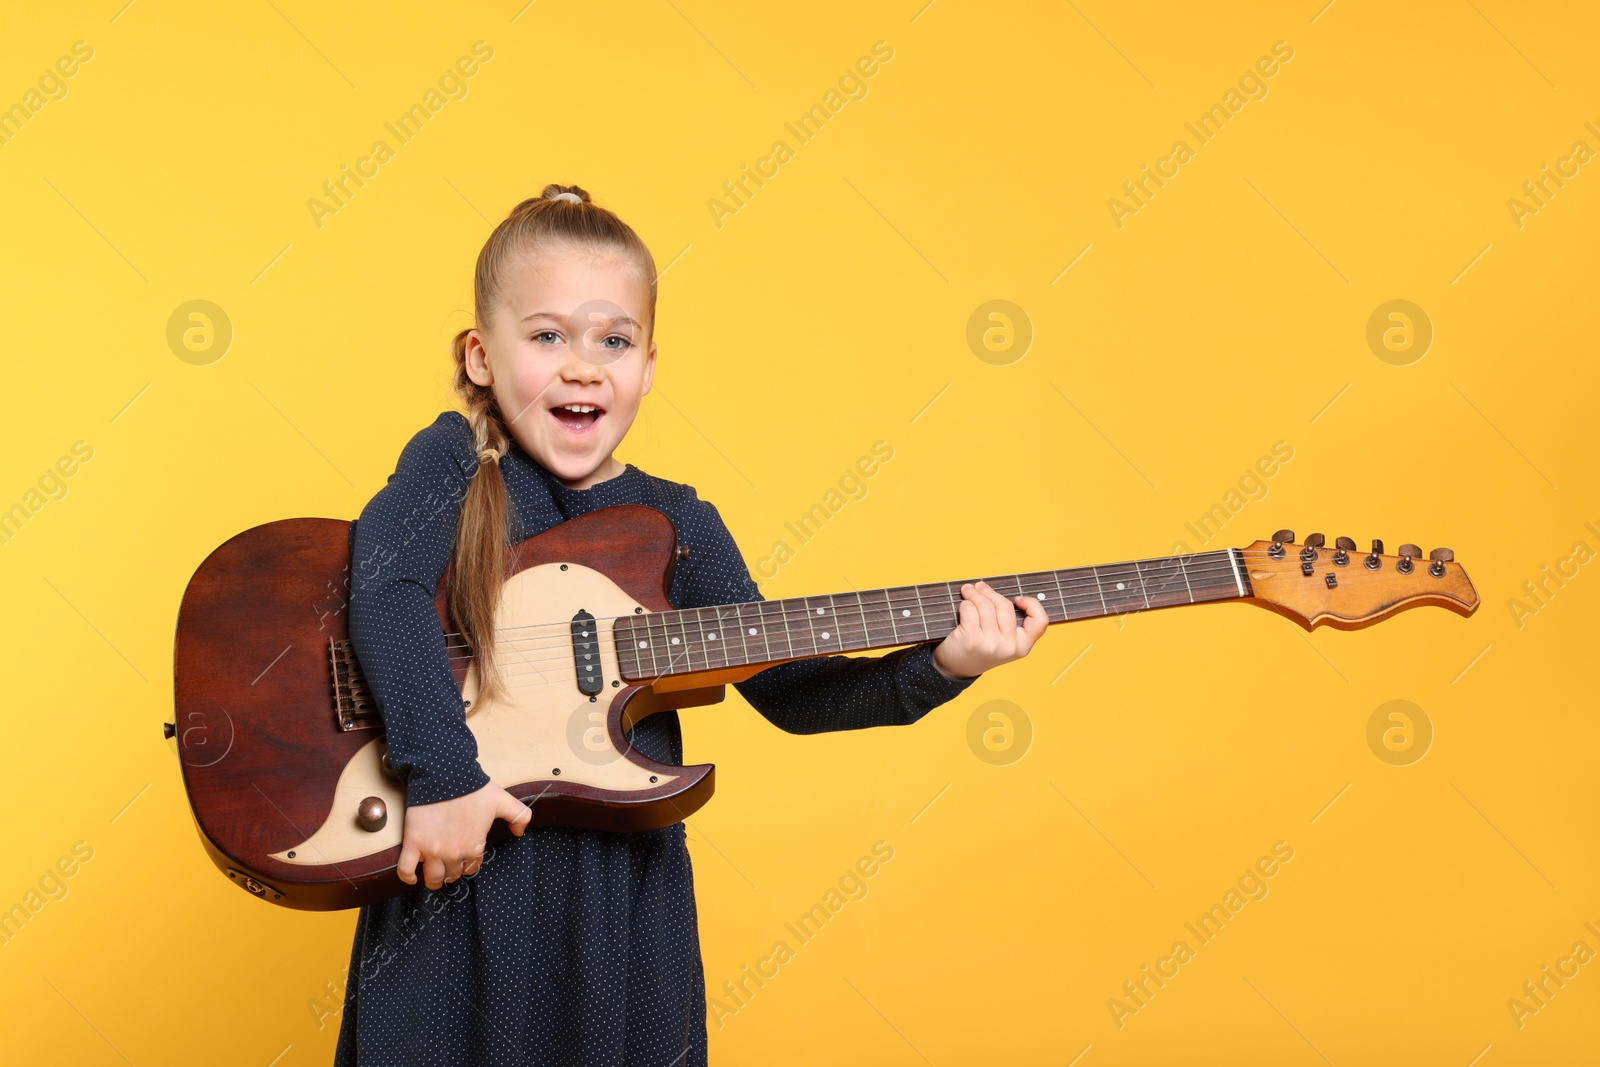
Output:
520 310 642 329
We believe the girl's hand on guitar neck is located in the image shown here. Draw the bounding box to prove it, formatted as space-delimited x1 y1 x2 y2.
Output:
931 580 1048 681
397 780 533 890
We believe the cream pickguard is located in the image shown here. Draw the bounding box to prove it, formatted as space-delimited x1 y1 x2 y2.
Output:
270 561 686 866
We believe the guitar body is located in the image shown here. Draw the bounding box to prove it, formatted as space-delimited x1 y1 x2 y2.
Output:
173 506 730 911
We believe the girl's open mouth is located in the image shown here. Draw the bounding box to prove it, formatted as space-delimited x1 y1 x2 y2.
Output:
550 402 605 435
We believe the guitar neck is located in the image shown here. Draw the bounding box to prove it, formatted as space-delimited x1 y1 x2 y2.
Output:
613 547 1252 681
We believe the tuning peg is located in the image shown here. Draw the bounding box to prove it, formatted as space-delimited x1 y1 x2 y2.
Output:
1271 529 1296 544
1397 543 1420 574
1398 544 1421 558
1370 539 1384 556
1335 536 1356 550
1305 533 1325 548
1428 547 1454 562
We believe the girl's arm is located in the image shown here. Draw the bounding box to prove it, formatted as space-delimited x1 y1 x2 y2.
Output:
351 413 532 890
347 412 492 807
670 494 983 733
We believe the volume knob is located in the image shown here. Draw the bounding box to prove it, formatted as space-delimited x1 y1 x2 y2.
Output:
357 796 388 833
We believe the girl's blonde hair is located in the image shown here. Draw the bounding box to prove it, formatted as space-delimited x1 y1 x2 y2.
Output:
449 183 657 708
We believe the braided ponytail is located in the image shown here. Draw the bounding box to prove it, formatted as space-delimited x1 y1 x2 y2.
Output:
447 184 657 709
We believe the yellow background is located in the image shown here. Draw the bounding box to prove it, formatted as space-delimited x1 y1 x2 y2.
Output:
2 1 1596 1063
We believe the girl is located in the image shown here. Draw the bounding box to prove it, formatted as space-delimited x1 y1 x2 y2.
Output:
334 184 1048 1066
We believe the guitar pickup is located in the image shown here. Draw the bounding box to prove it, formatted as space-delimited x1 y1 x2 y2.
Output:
571 609 604 695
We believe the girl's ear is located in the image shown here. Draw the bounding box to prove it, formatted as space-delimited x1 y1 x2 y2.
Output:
641 340 657 395
464 329 493 386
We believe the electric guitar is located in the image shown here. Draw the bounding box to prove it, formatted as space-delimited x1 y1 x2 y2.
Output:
169 507 1477 910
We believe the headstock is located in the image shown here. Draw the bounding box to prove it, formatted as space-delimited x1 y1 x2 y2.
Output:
1240 529 1478 628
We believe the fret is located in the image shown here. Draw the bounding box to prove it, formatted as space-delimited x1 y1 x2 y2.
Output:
732 601 764 668
718 605 739 669
667 608 694 672
1176 554 1195 603
1096 563 1146 615
701 606 728 670
644 613 664 675
1036 572 1062 620
719 604 745 668
801 595 828 655
773 598 798 660
1139 555 1191 610
678 607 704 671
850 590 872 651
886 585 915 642
937 581 960 637
862 588 892 649
700 606 722 669
1131 561 1153 610
1004 573 1024 625
754 598 788 662
755 600 780 662
1088 566 1110 616
616 617 634 677
1019 571 1052 621
912 583 931 640
1055 569 1095 620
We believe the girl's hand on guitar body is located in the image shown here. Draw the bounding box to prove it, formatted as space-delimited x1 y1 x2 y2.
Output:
931 580 1049 681
397 780 533 890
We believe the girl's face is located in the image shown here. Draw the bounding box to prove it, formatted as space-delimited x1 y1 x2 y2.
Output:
465 244 656 490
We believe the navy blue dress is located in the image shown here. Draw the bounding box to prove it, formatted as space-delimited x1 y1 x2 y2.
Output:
333 411 976 1066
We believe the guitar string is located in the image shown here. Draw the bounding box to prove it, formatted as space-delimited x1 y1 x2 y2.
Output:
336 561 1264 695
409 554 1255 651
347 551 1256 645
426 560 1251 664
409 561 1258 680
431 553 1412 696
420 567 1243 699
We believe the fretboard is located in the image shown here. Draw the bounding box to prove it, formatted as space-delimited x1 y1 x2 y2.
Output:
612 548 1250 681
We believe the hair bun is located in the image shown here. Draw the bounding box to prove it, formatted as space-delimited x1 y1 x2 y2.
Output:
542 184 590 205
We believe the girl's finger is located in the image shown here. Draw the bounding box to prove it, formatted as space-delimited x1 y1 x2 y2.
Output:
969 582 999 635
423 856 446 891
987 584 1021 654
1015 594 1049 650
978 582 1015 649
397 842 420 885
987 583 1021 631
954 593 977 638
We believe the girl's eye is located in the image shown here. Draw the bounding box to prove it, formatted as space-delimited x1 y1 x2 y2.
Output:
602 335 631 350
533 330 562 345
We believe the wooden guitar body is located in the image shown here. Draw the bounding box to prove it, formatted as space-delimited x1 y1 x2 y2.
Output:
173 506 732 910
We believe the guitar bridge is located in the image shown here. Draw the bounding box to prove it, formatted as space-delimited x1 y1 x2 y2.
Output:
329 638 381 731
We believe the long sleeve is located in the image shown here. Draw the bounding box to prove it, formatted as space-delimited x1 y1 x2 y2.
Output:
346 413 491 807
670 495 979 733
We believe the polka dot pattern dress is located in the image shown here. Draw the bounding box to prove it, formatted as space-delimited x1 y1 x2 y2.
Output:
333 411 977 1066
